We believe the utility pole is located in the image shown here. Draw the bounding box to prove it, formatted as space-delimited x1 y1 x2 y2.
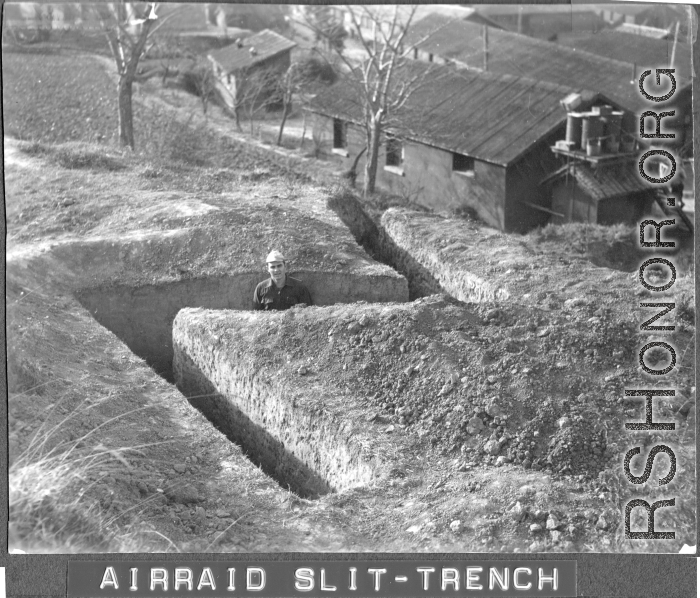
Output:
670 21 680 67
482 26 488 72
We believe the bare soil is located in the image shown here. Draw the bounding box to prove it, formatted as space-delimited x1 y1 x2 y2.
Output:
4 138 399 553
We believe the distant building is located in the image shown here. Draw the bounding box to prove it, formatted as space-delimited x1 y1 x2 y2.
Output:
208 29 295 110
207 3 290 34
306 61 645 232
142 3 253 56
289 4 499 45
594 2 686 31
467 3 602 40
406 14 692 149
154 3 211 33
557 29 690 75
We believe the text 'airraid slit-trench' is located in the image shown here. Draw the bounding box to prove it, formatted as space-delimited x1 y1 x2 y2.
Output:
624 67 684 540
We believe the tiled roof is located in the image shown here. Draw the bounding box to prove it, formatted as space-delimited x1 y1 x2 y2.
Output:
208 29 295 72
336 5 500 29
405 14 691 113
558 30 690 75
155 3 211 32
473 4 600 16
306 61 601 166
548 162 656 201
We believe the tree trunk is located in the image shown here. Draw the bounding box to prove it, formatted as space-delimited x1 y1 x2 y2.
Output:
118 77 135 149
299 112 307 149
114 13 155 150
276 97 291 146
363 118 381 197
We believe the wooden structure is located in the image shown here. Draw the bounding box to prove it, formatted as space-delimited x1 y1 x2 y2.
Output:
208 29 295 111
543 102 690 230
306 61 618 233
542 161 656 226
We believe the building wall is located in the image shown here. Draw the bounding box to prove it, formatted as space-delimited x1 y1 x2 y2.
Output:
504 128 564 232
550 178 598 224
213 50 291 107
415 49 451 66
485 11 601 39
550 180 655 227
597 194 654 225
312 113 508 229
527 12 602 39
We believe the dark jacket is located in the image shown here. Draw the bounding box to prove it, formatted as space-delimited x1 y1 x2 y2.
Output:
253 276 313 311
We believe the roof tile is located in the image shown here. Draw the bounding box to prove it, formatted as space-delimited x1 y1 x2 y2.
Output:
208 29 295 72
307 61 601 166
406 14 690 113
551 162 656 201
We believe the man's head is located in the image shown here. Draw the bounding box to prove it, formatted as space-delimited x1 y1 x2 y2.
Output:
266 250 287 285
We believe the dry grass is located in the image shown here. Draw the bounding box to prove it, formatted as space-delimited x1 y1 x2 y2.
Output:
8 391 166 553
17 140 130 171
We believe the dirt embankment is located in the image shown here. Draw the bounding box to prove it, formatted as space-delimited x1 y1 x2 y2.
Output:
321 197 696 553
8 138 694 553
5 141 409 553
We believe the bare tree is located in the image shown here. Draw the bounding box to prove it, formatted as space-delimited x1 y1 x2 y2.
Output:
186 62 217 116
302 5 347 54
232 66 282 135
94 2 174 149
275 55 338 147
300 5 427 197
275 64 298 146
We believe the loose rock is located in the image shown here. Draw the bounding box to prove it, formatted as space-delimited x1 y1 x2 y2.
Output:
165 484 202 505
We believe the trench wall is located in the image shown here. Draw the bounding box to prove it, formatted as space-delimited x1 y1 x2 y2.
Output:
327 193 445 299
380 209 511 303
77 270 408 380
172 309 378 496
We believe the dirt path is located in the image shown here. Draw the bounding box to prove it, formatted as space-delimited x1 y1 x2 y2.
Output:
91 54 344 186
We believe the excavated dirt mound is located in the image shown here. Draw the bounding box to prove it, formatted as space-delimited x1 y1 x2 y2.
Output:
380 207 695 313
5 140 406 552
171 290 696 553
171 292 681 480
328 201 696 552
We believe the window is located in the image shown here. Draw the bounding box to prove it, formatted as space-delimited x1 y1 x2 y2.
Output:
385 135 403 168
333 118 346 149
453 153 475 176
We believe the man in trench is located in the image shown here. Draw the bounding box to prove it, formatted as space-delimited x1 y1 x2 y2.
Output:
253 250 313 311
